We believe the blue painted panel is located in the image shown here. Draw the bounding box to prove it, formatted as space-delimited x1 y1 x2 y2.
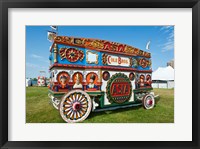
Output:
50 44 151 70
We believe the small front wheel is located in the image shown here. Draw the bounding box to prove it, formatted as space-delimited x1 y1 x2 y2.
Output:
59 90 92 123
142 94 155 110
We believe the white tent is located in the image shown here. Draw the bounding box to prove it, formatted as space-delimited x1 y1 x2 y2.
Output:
26 78 32 87
152 66 174 89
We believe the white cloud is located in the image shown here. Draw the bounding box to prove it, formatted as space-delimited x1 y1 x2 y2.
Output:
159 26 174 52
161 41 174 52
31 54 43 59
26 62 38 68
26 62 48 69
30 53 49 63
160 26 173 31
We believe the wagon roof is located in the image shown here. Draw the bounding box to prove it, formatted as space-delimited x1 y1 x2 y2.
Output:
51 36 151 58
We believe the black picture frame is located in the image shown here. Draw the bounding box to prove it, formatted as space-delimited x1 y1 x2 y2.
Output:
0 0 199 148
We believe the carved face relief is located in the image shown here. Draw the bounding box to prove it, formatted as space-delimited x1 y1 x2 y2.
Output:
57 72 70 88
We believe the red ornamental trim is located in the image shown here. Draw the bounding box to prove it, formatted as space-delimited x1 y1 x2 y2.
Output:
49 64 152 73
52 36 151 58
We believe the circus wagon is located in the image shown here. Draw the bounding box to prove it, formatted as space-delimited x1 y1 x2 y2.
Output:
48 35 156 123
37 71 46 87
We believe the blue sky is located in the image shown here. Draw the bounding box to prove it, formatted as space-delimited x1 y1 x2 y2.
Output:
26 26 174 78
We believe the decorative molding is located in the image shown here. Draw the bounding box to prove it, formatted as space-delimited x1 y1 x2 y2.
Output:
49 64 153 73
102 53 108 65
53 36 151 58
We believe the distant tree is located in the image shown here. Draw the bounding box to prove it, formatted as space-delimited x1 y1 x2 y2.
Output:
33 78 37 81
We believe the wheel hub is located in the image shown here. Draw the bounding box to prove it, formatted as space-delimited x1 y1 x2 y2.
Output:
147 99 153 105
72 102 82 111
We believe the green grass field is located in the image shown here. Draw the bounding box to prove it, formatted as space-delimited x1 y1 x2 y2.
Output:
26 87 174 123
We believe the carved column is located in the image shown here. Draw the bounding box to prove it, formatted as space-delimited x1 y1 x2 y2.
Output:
98 69 102 82
53 43 58 63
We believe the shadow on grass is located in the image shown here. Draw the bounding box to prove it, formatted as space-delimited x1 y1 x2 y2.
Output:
87 105 142 120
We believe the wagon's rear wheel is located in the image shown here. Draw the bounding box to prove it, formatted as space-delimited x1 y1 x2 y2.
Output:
60 90 92 123
142 94 155 110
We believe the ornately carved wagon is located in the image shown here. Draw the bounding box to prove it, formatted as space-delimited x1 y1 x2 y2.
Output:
48 35 156 123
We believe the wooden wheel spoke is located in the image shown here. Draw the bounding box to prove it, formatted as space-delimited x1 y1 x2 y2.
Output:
81 100 87 105
64 109 71 114
73 111 76 120
64 106 71 111
63 101 70 105
64 108 72 115
77 94 82 101
69 97 73 102
79 96 86 102
72 94 76 101
78 95 84 102
74 93 77 99
66 112 71 119
64 99 71 105
66 97 71 102
70 95 73 101
64 104 72 107
77 111 80 118
81 102 88 107
76 93 81 100
81 107 87 112
78 110 84 117
74 112 78 120
70 111 74 119
82 104 88 108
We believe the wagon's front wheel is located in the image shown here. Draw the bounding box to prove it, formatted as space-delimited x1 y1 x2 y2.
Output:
142 94 155 110
60 90 92 123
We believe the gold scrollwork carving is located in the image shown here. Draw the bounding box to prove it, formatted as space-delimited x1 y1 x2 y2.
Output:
102 53 108 65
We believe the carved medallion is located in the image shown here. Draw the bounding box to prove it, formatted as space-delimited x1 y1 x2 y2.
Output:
102 71 110 81
59 48 84 62
106 73 132 104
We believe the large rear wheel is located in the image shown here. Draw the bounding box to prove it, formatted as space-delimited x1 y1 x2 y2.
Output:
59 90 92 123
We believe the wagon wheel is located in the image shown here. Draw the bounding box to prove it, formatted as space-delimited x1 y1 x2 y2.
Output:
59 90 92 123
142 94 155 110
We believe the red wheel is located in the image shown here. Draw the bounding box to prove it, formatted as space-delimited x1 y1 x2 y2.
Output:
59 90 92 123
142 94 155 109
